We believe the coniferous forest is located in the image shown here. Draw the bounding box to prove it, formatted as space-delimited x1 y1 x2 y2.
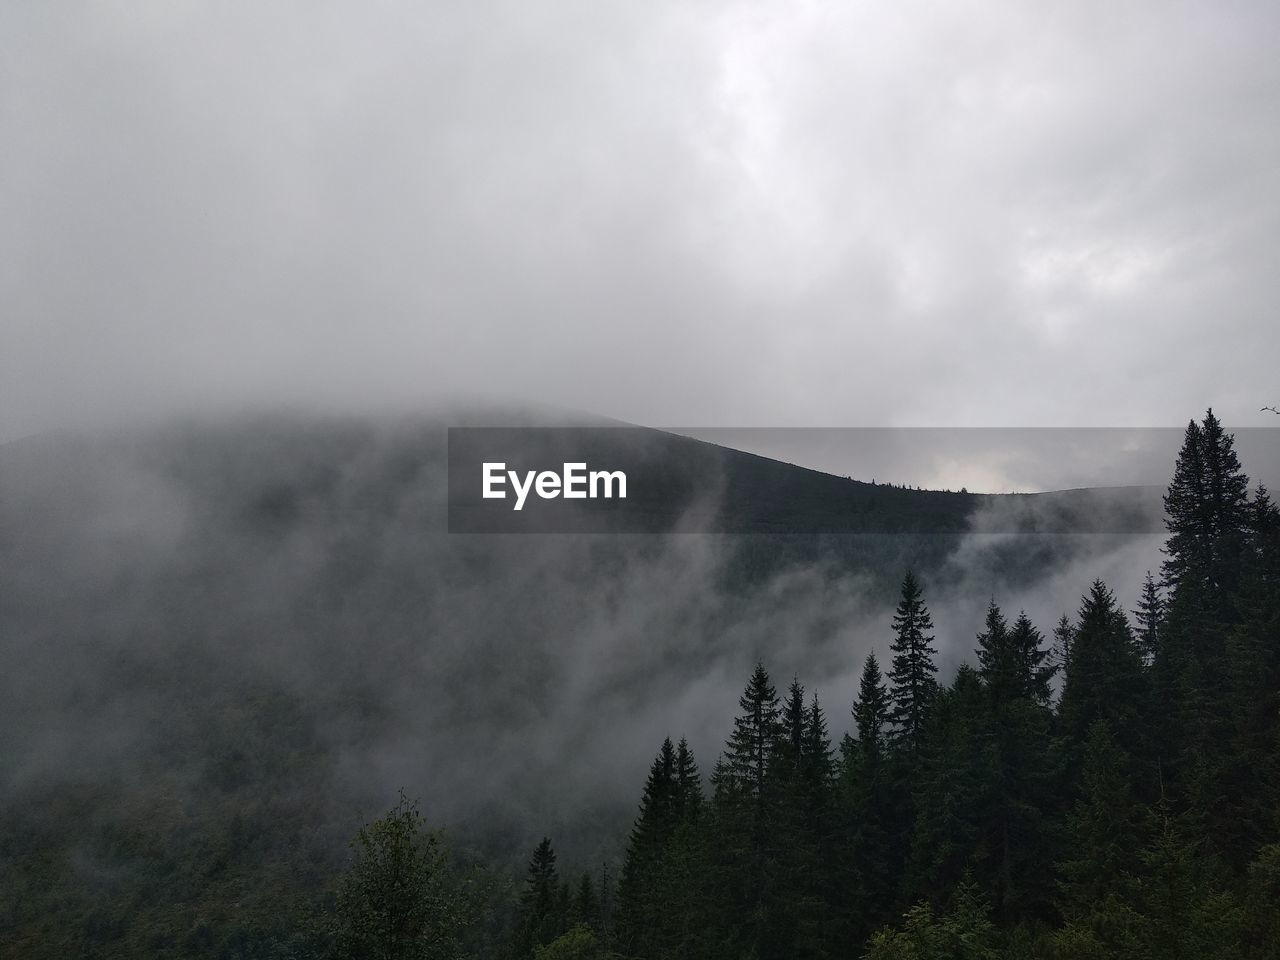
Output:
317 409 1280 960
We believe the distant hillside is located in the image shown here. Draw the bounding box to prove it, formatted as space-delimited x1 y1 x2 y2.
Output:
0 414 1166 958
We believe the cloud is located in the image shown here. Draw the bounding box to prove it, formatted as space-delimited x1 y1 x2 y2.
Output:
2 1 1278 440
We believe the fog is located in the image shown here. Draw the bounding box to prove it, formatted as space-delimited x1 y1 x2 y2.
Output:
0 415 1172 865
4 0 1280 443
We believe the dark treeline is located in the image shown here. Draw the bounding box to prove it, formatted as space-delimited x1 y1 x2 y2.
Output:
485 409 1278 960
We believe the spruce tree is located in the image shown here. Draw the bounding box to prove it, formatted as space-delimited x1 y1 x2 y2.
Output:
1010 611 1055 706
1057 580 1145 750
718 662 782 806
1051 614 1075 681
1134 571 1165 666
568 873 601 936
1213 485 1280 867
710 663 786 959
660 738 708 959
516 838 566 957
782 677 807 770
616 738 676 952
971 605 1058 919
1163 409 1251 632
795 694 837 959
975 600 1017 707
674 737 702 823
1056 721 1148 920
908 666 993 903
888 572 940 755
853 652 890 765
801 694 835 811
838 652 900 945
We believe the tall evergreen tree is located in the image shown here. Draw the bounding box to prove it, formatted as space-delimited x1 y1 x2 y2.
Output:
717 663 782 805
1163 409 1251 626
1134 571 1165 666
616 738 677 950
795 693 838 959
710 664 787 959
782 677 807 769
1051 614 1075 682
975 600 1017 707
1010 611 1055 706
837 651 899 944
853 652 890 765
801 694 834 808
970 605 1058 918
674 737 702 824
1057 580 1146 751
616 737 707 959
516 838 566 958
888 572 940 755
567 873 601 937
908 666 993 902
1212 485 1280 867
1055 721 1148 920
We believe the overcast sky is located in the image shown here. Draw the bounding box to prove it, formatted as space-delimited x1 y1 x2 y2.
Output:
3 0 1278 442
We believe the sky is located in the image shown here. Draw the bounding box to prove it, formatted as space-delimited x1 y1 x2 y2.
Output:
3 0 1279 442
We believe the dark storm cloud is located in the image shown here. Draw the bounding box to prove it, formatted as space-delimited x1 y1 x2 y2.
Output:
3 0 1278 441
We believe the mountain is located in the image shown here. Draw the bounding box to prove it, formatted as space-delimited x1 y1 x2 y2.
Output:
0 413 1165 958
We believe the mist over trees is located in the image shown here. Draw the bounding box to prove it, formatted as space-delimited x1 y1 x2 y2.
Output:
1 409 1276 958
502 409 1280 959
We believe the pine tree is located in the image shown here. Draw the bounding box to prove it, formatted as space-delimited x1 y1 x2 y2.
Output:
1164 417 1209 592
801 694 835 811
975 600 1017 707
674 737 702 824
717 663 782 806
853 652 890 765
567 873 601 936
781 677 807 770
709 663 786 959
1163 409 1251 630
1212 485 1280 868
837 652 899 945
1134 571 1165 666
1056 721 1148 920
1057 580 1146 750
616 739 678 954
516 838 566 957
654 738 708 959
1010 611 1055 706
888 572 940 755
908 666 993 902
795 693 837 959
1051 614 1075 681
1140 803 1241 960
971 606 1058 919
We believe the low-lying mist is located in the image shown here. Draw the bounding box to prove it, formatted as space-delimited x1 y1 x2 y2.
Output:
0 412 1165 869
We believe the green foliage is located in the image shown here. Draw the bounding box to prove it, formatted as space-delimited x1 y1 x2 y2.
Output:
864 877 997 960
331 792 468 960
1056 722 1146 918
533 925 606 960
